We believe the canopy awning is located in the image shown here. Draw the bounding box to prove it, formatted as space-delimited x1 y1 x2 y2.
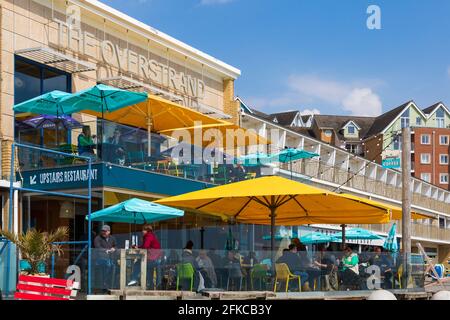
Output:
15 47 96 73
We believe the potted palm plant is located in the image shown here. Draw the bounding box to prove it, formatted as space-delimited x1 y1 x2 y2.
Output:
0 227 69 275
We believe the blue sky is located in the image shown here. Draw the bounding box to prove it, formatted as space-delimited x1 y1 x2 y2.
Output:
101 0 450 116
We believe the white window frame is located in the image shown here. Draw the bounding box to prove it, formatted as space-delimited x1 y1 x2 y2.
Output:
440 135 449 145
416 117 422 126
420 153 431 164
421 173 431 182
440 154 449 165
440 173 449 184
421 134 430 145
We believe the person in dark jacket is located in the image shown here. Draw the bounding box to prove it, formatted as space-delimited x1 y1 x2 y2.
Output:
276 244 309 287
369 246 393 289
93 225 116 292
128 225 162 289
180 241 209 291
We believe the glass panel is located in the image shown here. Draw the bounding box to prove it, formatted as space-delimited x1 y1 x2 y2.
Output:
14 59 41 104
43 68 68 93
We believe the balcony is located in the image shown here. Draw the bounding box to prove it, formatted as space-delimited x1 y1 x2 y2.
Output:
14 118 265 189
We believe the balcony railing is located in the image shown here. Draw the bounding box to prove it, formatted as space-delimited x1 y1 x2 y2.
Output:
282 159 450 215
15 119 263 185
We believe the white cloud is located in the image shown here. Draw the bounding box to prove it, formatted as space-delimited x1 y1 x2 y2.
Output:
200 0 234 5
247 74 383 116
342 88 382 116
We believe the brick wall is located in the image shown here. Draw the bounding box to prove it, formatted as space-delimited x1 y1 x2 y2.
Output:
413 127 450 190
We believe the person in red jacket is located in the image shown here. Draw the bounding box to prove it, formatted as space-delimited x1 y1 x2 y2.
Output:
128 225 162 289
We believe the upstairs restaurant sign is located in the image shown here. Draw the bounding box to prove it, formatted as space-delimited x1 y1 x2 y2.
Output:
51 6 206 100
21 165 101 190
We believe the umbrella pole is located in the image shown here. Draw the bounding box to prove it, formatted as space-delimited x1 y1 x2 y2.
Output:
147 103 152 158
341 224 346 249
56 110 59 148
270 207 276 266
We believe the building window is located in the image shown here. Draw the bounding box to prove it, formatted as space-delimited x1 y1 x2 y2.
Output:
345 143 358 154
14 57 71 104
440 135 449 145
347 125 355 134
400 109 410 128
440 173 449 184
393 135 402 150
324 130 332 137
436 108 445 128
415 117 422 126
420 153 431 164
421 173 431 182
439 217 446 229
420 134 430 145
440 154 449 165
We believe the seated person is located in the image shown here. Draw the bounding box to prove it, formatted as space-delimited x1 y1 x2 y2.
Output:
107 128 126 165
77 126 96 159
276 244 309 288
180 241 209 290
369 246 393 289
222 251 243 290
196 250 217 288
297 246 321 290
313 245 337 291
338 246 361 290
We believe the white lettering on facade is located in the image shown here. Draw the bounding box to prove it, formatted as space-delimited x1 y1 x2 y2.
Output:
52 19 205 99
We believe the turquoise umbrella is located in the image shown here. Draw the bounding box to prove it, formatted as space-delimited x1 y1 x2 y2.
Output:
300 232 333 244
60 84 148 115
270 148 319 179
61 84 147 147
13 90 74 115
13 91 81 147
332 227 383 241
86 198 184 224
383 223 398 252
272 148 320 163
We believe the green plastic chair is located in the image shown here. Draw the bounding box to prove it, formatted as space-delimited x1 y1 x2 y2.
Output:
251 264 270 290
176 263 195 291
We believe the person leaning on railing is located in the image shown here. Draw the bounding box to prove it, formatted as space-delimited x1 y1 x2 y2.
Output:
78 126 96 159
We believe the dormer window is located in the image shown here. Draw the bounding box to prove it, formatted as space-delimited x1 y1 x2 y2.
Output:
348 125 356 134
273 117 278 123
436 107 445 128
400 109 410 128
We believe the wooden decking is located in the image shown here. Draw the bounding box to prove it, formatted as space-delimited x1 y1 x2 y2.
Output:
96 288 432 300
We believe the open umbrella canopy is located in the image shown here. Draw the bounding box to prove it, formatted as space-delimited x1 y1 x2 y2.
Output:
271 148 319 163
23 114 82 130
87 198 184 224
300 232 334 244
332 227 383 241
13 90 75 115
383 223 399 252
340 193 432 220
155 176 391 252
156 176 391 226
61 84 148 114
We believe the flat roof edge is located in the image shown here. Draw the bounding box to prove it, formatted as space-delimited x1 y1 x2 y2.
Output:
78 0 241 79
